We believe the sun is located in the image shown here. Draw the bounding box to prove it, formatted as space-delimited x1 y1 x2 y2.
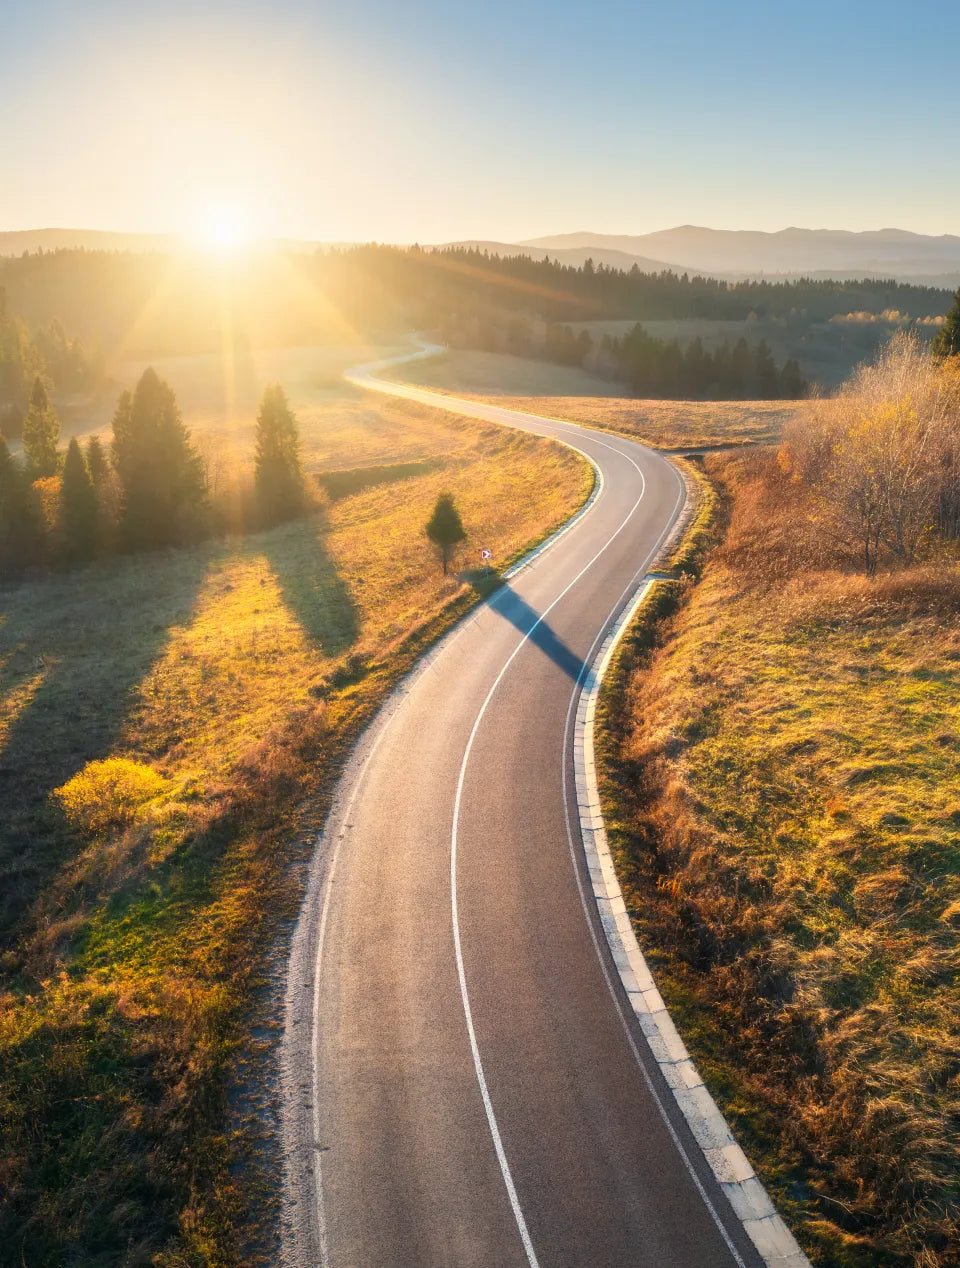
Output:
192 205 256 253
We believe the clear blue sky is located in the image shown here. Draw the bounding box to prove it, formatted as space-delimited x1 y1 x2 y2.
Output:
2 0 958 241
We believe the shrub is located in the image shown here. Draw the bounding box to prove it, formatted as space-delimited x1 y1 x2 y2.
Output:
53 757 169 834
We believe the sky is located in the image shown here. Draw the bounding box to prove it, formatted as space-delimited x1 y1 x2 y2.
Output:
2 0 959 243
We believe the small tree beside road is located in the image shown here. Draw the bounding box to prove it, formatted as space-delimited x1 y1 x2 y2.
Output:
426 492 467 575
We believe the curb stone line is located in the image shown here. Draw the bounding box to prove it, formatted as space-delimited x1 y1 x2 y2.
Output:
573 570 811 1268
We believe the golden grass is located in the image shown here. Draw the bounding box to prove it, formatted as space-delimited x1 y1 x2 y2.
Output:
390 349 814 450
0 394 591 1265
596 452 960 1268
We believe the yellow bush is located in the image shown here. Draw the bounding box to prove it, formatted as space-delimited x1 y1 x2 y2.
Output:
53 757 169 833
31 475 62 534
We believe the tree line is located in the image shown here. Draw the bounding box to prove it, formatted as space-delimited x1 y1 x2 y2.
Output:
0 288 102 440
0 370 308 582
610 324 806 399
0 246 952 365
441 312 807 399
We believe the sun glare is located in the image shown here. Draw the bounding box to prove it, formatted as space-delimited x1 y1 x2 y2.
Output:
192 205 256 253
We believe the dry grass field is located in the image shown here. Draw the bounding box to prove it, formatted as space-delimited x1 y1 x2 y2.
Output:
0 374 591 1265
596 454 960 1268
391 349 812 449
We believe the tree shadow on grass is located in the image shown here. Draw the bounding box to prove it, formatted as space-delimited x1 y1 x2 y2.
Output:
0 545 217 949
256 512 359 658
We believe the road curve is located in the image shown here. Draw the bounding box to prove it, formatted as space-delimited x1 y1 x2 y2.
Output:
280 346 764 1268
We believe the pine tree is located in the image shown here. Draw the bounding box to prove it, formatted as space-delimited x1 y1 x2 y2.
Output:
752 340 780 398
682 337 710 397
21 376 60 477
85 435 109 483
779 358 807 399
254 384 305 526
0 436 42 578
58 437 99 563
425 492 467 575
932 288 960 359
111 367 207 550
730 338 752 397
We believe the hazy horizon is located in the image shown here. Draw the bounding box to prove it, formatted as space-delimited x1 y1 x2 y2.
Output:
3 0 959 244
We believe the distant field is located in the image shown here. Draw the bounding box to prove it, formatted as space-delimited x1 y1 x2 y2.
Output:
0 387 591 1264
391 349 810 449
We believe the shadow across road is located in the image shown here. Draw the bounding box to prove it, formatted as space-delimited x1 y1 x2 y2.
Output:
485 580 586 683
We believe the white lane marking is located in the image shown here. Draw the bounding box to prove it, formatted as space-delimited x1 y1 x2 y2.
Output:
304 342 685 1266
554 469 753 1268
450 451 661 1267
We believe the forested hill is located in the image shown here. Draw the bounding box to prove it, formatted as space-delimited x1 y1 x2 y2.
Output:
416 247 953 323
0 245 953 364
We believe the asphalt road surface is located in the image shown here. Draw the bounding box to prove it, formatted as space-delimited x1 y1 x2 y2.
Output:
281 351 764 1268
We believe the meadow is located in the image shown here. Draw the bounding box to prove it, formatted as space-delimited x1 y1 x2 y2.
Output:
0 370 592 1265
393 348 810 449
595 452 960 1268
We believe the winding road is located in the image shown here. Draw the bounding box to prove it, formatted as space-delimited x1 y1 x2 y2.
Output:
281 347 767 1268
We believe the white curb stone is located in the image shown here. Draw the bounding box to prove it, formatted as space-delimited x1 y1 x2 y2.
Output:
574 571 811 1267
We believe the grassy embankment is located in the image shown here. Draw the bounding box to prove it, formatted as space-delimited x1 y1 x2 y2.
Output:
0 370 592 1265
595 453 960 1268
391 348 811 449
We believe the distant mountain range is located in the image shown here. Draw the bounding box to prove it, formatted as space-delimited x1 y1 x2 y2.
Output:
516 227 960 287
2 225 959 288
444 227 960 288
0 228 176 255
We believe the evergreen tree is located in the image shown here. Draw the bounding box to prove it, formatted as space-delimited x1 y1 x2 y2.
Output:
932 287 960 359
85 435 109 484
21 376 60 477
753 340 780 397
779 358 807 398
111 367 207 550
58 437 99 563
254 383 305 526
425 492 467 575
683 337 710 397
730 338 752 397
0 436 42 579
